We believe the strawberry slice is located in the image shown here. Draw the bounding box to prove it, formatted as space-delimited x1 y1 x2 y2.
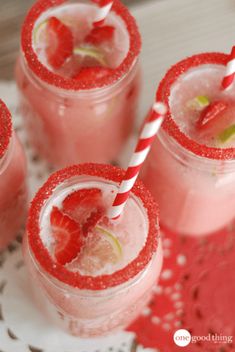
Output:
62 188 102 224
197 101 228 130
73 66 112 81
85 26 115 45
82 207 105 236
46 17 73 69
50 206 83 265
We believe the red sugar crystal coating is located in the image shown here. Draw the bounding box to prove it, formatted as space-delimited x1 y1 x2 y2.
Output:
157 52 235 160
0 100 12 159
27 164 159 290
21 0 141 91
92 0 113 6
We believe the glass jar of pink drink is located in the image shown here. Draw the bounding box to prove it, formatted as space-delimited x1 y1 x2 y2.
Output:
0 100 27 249
142 53 235 237
16 0 141 168
24 163 162 337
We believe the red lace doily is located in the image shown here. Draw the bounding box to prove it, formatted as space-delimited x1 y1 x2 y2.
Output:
128 224 235 352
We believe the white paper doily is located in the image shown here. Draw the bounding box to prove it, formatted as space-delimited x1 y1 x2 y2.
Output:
0 247 142 352
0 81 154 352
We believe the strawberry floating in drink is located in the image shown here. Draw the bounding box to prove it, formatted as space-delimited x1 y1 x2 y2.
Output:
82 207 105 236
73 66 113 81
197 100 228 130
195 100 235 140
194 98 235 146
62 187 105 236
85 25 115 45
50 206 83 265
49 186 120 272
62 188 102 222
45 17 74 69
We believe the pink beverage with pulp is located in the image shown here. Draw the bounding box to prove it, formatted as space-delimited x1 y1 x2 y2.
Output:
0 100 27 249
16 0 141 167
24 164 163 337
142 53 235 237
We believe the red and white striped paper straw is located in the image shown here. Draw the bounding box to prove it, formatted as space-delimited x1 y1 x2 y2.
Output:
92 0 113 27
221 46 235 90
108 102 167 220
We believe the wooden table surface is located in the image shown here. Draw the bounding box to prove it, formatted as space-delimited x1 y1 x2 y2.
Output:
0 0 144 80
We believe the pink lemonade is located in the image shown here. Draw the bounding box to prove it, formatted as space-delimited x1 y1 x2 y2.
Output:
142 53 235 237
0 100 27 249
24 164 163 337
16 0 141 167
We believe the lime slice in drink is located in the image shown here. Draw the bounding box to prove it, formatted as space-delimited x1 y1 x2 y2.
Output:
33 20 48 45
73 46 107 67
187 95 210 111
218 124 235 143
95 226 123 259
69 226 123 275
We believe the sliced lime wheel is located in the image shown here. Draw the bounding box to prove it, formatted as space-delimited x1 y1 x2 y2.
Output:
218 124 235 143
73 46 107 67
69 225 123 275
95 226 123 260
187 95 210 111
33 19 48 45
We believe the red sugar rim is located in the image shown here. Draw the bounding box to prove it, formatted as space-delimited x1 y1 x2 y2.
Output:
0 100 12 159
21 0 141 91
157 52 235 160
27 163 159 290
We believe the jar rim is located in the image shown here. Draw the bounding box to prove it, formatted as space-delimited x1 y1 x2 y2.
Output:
21 0 141 91
0 100 12 160
27 163 160 291
157 52 235 161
